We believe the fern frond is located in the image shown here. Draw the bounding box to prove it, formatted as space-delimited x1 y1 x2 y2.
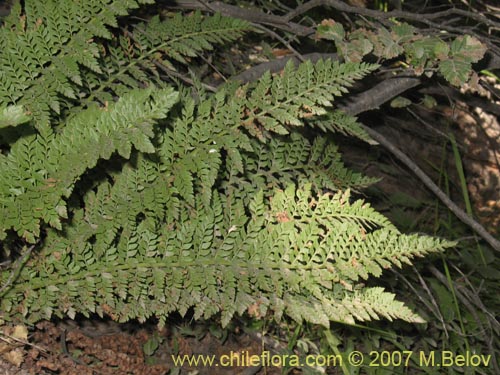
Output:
242 59 378 137
82 12 251 105
227 132 377 200
136 12 250 64
309 110 372 142
1 184 454 326
0 87 178 242
0 4 456 331
0 0 154 130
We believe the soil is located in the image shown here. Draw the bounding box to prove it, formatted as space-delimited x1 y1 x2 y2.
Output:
1 318 287 375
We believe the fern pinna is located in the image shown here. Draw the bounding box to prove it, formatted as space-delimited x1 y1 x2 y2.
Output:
0 0 455 327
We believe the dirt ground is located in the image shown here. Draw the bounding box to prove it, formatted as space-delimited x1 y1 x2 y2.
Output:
1 317 289 375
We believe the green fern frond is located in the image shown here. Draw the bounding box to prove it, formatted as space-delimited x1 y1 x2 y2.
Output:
0 184 454 326
135 12 250 64
0 87 178 242
0 3 456 331
0 0 154 131
82 12 251 105
309 110 372 142
242 59 378 137
228 132 377 199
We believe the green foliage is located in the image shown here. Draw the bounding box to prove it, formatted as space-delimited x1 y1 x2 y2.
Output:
0 88 178 242
85 11 251 105
316 20 486 86
0 0 456 328
0 0 155 132
242 59 378 138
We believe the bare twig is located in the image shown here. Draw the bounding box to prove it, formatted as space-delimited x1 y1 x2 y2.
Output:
252 23 305 62
428 264 500 374
391 268 447 331
169 0 500 67
406 108 457 144
231 52 338 83
284 0 500 30
154 60 217 92
287 0 500 57
169 0 314 36
337 76 421 116
0 332 49 353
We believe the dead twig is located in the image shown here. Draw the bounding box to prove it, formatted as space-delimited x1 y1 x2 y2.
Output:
337 76 421 116
252 23 305 63
0 333 49 354
169 0 314 36
427 264 500 374
284 0 500 30
169 0 500 68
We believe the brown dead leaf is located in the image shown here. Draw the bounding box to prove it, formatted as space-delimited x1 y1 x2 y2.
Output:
247 302 262 318
275 211 291 223
12 325 28 341
3 348 24 367
271 49 292 58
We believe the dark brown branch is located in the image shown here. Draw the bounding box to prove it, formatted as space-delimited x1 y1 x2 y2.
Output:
338 77 421 116
284 0 500 30
230 52 338 83
168 0 314 36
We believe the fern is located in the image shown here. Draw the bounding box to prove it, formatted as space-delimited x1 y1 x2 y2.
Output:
227 132 377 200
1 183 454 327
0 87 177 242
242 59 378 138
0 1 456 329
81 11 251 106
309 110 371 142
0 0 156 132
